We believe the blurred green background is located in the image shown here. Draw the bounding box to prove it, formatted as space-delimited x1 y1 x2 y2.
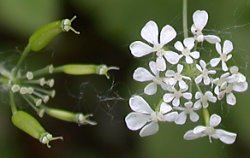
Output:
0 0 250 158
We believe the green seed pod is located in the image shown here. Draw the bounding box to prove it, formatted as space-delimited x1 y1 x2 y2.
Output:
28 16 80 52
11 111 63 148
45 108 97 125
54 64 119 79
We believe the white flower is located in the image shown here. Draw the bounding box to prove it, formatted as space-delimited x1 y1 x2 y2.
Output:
184 114 237 144
174 101 199 125
227 66 246 83
164 64 191 89
129 20 180 70
195 60 216 85
194 91 217 109
210 40 233 71
163 87 192 107
133 61 168 95
191 10 221 44
125 95 178 137
174 38 200 64
213 72 230 95
217 79 248 106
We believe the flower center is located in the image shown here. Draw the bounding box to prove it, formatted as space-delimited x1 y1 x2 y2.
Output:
221 53 228 61
182 48 190 56
174 90 183 98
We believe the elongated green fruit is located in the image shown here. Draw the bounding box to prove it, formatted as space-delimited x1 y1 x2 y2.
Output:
28 16 80 52
54 64 119 79
11 111 63 148
45 108 97 125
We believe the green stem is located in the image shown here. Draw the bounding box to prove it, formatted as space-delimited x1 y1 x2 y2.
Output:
202 108 210 126
155 99 163 112
183 0 188 38
0 76 9 84
9 92 17 114
13 44 31 76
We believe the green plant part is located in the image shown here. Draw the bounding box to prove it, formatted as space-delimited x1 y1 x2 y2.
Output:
54 64 119 79
11 111 63 148
43 107 97 125
29 16 80 52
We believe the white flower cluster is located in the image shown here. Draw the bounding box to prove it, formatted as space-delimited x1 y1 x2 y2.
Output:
125 10 248 144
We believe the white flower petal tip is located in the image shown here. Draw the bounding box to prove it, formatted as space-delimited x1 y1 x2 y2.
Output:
129 41 153 57
193 10 208 31
141 20 159 45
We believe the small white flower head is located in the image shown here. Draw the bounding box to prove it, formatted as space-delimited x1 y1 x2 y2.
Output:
164 64 191 89
191 10 221 44
227 66 247 83
133 61 168 95
195 60 216 85
174 38 200 64
213 72 230 95
210 40 233 71
163 87 192 107
194 91 217 109
184 114 237 144
174 101 199 125
125 95 178 137
129 20 180 70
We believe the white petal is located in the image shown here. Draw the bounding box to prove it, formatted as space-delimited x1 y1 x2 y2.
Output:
164 51 180 64
223 40 233 54
215 129 237 144
174 41 184 52
203 76 211 85
156 56 166 71
183 92 192 100
129 96 154 113
209 114 221 127
193 10 208 31
160 102 172 113
194 100 202 109
175 112 187 125
177 64 184 73
196 64 202 72
185 56 193 64
222 61 228 71
149 61 157 75
233 82 248 92
139 122 159 137
226 93 236 106
195 75 203 84
195 91 202 99
215 43 222 54
133 67 154 82
163 93 174 103
190 112 199 122
173 98 180 106
190 51 200 59
160 25 176 45
193 125 206 134
184 130 203 140
141 20 159 45
165 70 175 77
163 112 178 122
125 112 149 130
179 80 188 89
144 82 157 95
210 58 220 67
183 38 195 50
205 91 217 103
130 41 153 57
199 60 207 69
204 35 221 44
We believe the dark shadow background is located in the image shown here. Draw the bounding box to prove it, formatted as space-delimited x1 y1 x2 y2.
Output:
0 0 250 158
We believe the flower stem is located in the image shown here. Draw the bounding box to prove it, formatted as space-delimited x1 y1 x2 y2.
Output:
202 108 210 126
13 44 31 76
183 0 188 38
9 92 17 114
